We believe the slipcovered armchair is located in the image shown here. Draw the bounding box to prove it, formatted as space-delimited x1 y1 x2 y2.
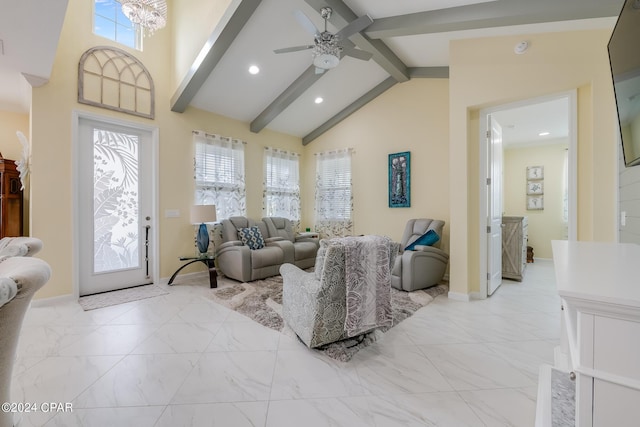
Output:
281 235 399 348
391 218 449 292
0 256 51 427
215 216 288 282
262 217 319 269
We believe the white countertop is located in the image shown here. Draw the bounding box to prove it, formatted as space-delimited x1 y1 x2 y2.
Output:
552 240 640 309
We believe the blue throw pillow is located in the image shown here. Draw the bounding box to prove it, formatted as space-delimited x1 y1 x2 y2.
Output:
404 230 439 251
238 226 265 250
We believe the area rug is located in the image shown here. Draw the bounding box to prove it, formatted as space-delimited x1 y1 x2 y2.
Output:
208 273 447 362
78 284 168 311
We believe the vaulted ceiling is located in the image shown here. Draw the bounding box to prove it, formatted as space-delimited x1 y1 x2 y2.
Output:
0 0 621 144
170 0 621 144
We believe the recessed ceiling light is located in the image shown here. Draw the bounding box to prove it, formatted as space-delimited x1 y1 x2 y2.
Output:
539 131 550 136
314 97 323 104
248 65 260 75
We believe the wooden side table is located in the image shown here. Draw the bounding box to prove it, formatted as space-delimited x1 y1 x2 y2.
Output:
168 255 217 288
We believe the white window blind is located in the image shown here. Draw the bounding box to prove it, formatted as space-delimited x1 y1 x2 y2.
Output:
315 149 353 237
193 131 246 219
263 147 301 222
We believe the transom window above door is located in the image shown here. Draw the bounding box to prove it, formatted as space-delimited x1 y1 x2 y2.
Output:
94 0 142 50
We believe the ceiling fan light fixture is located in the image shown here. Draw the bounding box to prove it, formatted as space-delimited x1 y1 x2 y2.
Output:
312 32 341 69
313 52 340 69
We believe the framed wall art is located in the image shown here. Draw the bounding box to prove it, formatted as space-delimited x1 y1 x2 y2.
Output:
526 165 544 210
527 180 544 195
388 151 410 208
527 165 544 180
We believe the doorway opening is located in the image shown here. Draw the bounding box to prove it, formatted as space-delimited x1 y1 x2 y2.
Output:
479 91 577 298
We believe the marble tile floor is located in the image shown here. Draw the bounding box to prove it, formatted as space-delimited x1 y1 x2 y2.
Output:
12 260 560 426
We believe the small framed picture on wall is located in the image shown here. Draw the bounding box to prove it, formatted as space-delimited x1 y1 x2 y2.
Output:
527 165 544 180
527 181 544 195
527 195 544 210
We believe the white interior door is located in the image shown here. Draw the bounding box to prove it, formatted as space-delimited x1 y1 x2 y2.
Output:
487 115 503 296
78 117 154 296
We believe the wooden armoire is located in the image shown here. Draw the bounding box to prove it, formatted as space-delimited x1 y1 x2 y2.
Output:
0 154 23 238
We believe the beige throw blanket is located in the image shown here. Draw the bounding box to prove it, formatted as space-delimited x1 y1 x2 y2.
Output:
330 235 397 337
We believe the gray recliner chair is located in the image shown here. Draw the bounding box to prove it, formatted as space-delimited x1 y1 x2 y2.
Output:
281 235 399 348
391 218 449 291
262 217 319 269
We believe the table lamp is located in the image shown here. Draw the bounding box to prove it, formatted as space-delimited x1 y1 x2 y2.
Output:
190 205 217 255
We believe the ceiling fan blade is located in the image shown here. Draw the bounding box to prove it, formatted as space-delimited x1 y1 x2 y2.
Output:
342 47 373 61
293 10 320 36
335 14 373 40
274 45 314 54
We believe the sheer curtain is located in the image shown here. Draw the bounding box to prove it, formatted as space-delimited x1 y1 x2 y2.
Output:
314 148 353 238
263 147 301 229
193 131 246 219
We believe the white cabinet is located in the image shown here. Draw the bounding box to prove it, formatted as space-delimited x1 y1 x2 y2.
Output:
549 240 640 427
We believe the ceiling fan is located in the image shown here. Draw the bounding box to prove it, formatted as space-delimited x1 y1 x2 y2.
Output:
274 7 373 74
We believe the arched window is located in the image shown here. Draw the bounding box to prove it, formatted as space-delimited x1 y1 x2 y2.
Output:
78 46 154 119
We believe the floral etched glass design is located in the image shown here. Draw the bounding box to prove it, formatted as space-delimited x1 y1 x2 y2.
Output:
93 129 139 273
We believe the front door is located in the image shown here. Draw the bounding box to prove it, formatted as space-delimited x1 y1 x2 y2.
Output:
487 114 503 296
78 117 154 296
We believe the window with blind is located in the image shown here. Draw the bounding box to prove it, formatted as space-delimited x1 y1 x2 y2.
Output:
193 131 246 219
315 149 353 237
263 148 300 222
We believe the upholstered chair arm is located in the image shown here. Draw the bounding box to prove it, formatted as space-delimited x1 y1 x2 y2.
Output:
399 247 449 292
281 263 323 347
216 242 252 282
0 237 43 258
294 233 320 247
0 256 51 427
412 245 450 263
267 239 295 264
218 240 243 250
264 236 285 243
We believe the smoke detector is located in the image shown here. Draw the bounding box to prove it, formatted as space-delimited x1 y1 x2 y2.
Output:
514 41 529 54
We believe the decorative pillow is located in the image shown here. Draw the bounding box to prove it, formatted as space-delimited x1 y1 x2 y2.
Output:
238 226 265 250
404 230 439 251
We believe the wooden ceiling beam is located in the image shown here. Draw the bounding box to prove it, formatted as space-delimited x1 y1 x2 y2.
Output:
365 0 621 39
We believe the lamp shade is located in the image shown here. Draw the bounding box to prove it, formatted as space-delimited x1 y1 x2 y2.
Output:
190 205 217 225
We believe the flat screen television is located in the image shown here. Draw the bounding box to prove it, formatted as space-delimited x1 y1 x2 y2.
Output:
608 0 640 167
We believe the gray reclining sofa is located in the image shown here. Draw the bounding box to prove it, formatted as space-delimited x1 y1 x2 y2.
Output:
215 216 319 282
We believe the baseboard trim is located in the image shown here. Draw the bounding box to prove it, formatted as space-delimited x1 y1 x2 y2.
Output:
30 293 76 307
469 291 486 300
447 291 470 302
